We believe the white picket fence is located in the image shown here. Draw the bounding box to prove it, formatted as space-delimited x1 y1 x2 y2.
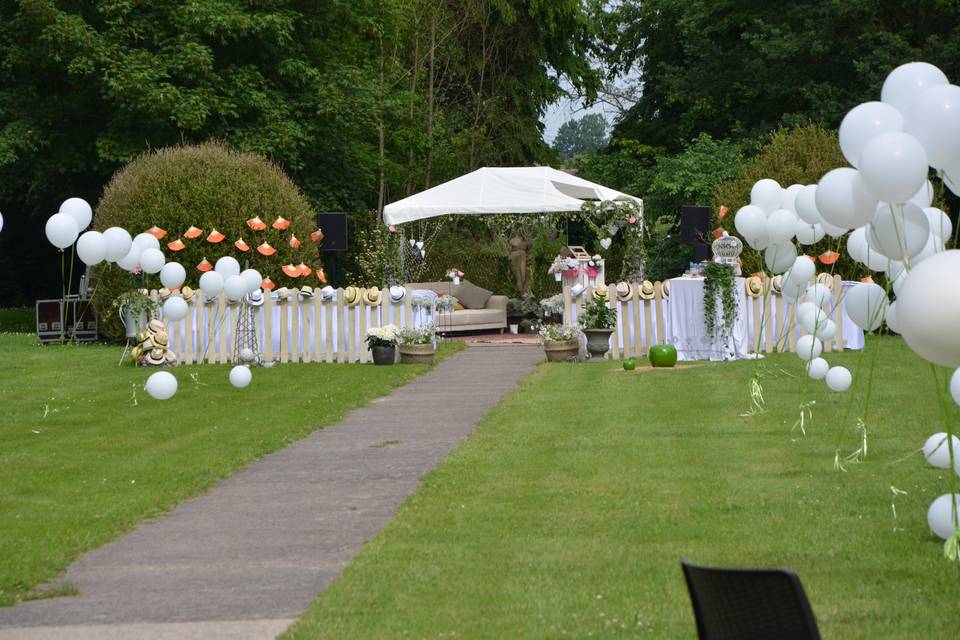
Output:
150 287 431 365
561 275 851 359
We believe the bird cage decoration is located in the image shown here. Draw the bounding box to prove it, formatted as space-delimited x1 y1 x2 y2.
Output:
711 233 743 275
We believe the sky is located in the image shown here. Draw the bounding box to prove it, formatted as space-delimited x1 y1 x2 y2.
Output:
540 94 616 146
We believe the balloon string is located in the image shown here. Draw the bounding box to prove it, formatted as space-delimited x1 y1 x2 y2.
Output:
60 250 66 344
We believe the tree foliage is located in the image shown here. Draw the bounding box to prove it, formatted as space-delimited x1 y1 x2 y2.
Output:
552 113 608 162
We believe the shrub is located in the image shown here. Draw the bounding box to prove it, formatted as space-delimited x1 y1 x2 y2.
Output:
92 142 319 340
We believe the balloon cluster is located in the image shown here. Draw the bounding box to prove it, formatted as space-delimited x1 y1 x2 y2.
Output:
736 61 960 542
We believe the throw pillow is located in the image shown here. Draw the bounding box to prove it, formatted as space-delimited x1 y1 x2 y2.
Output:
454 302 465 311
453 280 493 309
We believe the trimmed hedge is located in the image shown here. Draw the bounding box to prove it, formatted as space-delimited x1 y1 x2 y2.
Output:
92 142 319 341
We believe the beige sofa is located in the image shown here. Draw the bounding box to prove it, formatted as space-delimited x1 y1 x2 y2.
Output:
406 281 508 333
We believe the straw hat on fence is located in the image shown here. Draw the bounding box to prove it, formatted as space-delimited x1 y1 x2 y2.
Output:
817 273 835 287
247 290 265 307
343 286 361 306
148 319 165 333
363 287 382 306
389 285 406 303
615 281 632 302
570 283 585 298
275 287 291 301
771 275 783 295
320 285 335 301
300 285 315 299
660 280 670 299
639 281 656 300
745 276 764 297
592 283 609 300
180 286 195 301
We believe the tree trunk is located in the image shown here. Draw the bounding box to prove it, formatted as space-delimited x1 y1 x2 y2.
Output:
424 12 436 189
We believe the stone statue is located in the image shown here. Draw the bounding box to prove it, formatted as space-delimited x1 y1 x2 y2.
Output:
509 233 534 294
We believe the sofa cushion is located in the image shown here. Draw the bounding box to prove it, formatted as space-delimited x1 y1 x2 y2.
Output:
448 308 503 326
453 280 493 309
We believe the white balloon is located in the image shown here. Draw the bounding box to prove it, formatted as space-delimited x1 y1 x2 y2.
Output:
76 231 107 265
133 232 160 251
909 180 935 208
139 248 165 274
951 368 960 407
881 62 949 116
746 232 770 251
145 371 178 401
805 283 833 308
794 185 821 224
796 336 823 361
806 357 829 380
199 271 225 297
734 205 767 240
845 282 888 331
847 226 890 271
839 101 904 167
159 262 187 289
825 366 852 392
794 221 825 245
767 209 798 243
885 300 899 333
215 256 241 279
240 268 263 293
0 211 3 234
815 319 836 341
858 132 929 204
229 365 252 389
923 207 953 239
45 213 79 249
116 244 142 272
59 197 92 231
896 250 960 367
223 275 246 301
943 158 960 196
867 202 930 260
764 242 797 274
780 184 804 212
904 84 960 168
750 179 783 213
911 232 946 268
798 305 827 335
815 168 878 229
780 278 806 303
785 256 816 287
927 494 960 540
103 227 132 262
162 296 189 322
820 218 848 239
924 433 960 468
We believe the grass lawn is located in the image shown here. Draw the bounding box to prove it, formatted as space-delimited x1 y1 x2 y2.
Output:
0 332 463 606
286 336 960 639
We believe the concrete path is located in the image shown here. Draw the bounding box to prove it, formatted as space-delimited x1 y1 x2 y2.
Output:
0 345 542 640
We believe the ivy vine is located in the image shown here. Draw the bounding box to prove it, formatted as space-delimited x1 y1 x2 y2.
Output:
703 262 738 341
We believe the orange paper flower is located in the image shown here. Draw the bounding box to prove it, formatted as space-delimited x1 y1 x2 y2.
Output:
183 225 203 239
261 277 276 291
167 238 186 252
206 229 225 243
718 205 729 219
246 216 267 231
256 242 276 256
296 262 312 277
197 257 213 272
272 216 290 230
146 225 167 239
310 228 325 243
234 237 250 252
711 227 724 239
289 234 301 249
818 251 841 265
316 269 327 284
282 264 301 278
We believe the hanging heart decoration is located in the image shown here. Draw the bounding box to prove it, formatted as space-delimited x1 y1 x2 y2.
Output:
600 238 612 250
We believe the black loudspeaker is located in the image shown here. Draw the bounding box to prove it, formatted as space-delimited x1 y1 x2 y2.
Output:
316 213 348 252
692 243 711 262
680 205 711 244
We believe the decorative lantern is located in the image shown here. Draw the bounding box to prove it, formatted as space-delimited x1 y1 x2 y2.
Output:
711 233 743 275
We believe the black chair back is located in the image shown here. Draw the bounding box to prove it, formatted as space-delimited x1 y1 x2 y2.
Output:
681 560 821 640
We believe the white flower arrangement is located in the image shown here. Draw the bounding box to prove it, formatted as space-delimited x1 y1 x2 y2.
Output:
588 254 603 268
366 324 399 348
547 255 567 274
537 323 583 343
539 294 564 317
412 294 435 310
397 324 435 345
446 268 465 280
435 295 459 312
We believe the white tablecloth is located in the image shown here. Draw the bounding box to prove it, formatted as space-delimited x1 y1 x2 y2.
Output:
667 277 751 361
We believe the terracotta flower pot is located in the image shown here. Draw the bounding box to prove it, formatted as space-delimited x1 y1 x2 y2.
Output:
543 339 579 362
399 343 435 365
371 345 396 365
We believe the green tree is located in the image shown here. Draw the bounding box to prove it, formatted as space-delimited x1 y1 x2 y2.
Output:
552 113 608 162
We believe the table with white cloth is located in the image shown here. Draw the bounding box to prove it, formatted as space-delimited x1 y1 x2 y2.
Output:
666 277 751 361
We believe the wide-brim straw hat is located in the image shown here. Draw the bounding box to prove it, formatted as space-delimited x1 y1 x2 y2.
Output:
661 280 671 299
389 285 406 303
616 281 631 301
639 280 655 300
164 350 178 365
300 285 315 299
148 319 165 333
146 348 166 366
570 283 585 298
592 283 609 300
363 286 382 306
320 285 335 301
745 276 764 297
771 274 784 295
158 287 172 300
343 286 361 306
817 273 835 287
275 287 291 301
180 285 195 301
153 330 169 347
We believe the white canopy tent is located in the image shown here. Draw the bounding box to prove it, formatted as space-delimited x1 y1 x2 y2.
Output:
382 166 642 226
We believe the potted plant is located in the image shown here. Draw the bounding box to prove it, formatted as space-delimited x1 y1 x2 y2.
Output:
112 289 159 339
397 324 436 364
579 293 616 359
366 324 399 365
538 324 582 362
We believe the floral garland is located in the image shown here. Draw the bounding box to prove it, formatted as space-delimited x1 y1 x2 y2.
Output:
578 200 646 282
703 262 738 341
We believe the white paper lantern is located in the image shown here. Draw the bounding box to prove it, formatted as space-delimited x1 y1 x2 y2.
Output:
844 282 888 331
116 244 142 272
896 250 960 367
839 101 904 168
796 335 823 361
145 371 178 400
750 179 783 213
858 132 929 204
229 365 252 389
881 62 949 116
139 248 166 274
76 231 107 265
133 232 160 251
806 357 829 380
199 271 225 297
215 256 241 279
815 168 878 229
159 262 187 289
163 296 189 322
45 213 79 249
927 494 960 540
103 227 133 261
59 197 92 231
240 268 263 293
223 275 246 301
764 242 797 274
825 366 852 392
